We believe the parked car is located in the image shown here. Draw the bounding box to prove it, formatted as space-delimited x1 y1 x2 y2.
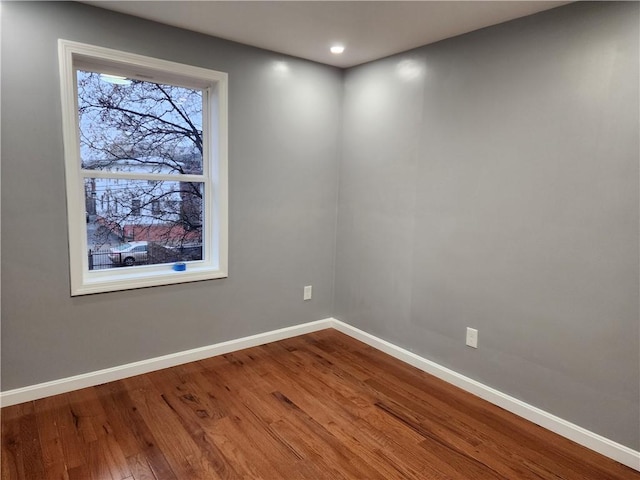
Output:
109 241 148 266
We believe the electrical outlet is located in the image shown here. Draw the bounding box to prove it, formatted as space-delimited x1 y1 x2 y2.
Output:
466 327 478 348
303 285 312 301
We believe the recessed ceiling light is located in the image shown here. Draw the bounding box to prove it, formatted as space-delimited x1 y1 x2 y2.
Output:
330 45 345 55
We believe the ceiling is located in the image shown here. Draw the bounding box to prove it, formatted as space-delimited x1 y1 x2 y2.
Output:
85 1 570 68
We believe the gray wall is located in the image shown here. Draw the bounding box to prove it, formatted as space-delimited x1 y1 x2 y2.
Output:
1 2 341 389
335 2 640 449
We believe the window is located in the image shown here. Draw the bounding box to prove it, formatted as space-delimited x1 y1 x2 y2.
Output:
131 199 142 217
59 40 228 295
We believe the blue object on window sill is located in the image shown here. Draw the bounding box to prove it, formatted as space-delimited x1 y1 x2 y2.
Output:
173 262 186 271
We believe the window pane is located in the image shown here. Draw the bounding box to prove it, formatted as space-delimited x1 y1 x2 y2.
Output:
77 70 203 175
85 178 204 270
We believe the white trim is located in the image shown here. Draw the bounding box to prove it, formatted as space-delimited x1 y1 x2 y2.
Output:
1 317 637 471
0 318 333 408
330 319 640 472
79 171 205 182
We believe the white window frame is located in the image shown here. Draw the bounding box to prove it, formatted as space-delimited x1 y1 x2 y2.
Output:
59 40 228 296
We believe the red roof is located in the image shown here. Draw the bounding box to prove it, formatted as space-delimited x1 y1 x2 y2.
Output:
123 224 201 244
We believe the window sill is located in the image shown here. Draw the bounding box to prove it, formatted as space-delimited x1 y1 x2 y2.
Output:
72 263 227 296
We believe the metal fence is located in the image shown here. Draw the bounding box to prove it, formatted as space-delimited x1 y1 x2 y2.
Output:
88 245 203 271
88 250 118 270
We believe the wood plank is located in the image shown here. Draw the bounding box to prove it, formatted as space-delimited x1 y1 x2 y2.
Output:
68 387 133 480
95 381 179 480
49 395 89 471
121 374 228 480
1 404 27 480
2 329 639 480
258 340 487 479
147 366 288 479
306 331 634 478
126 453 157 480
34 396 68 476
312 331 631 479
194 368 328 479
235 344 416 477
145 369 249 479
17 402 46 480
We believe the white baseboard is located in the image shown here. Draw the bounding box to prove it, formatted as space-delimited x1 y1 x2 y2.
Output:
1 316 638 471
330 318 640 472
0 318 333 408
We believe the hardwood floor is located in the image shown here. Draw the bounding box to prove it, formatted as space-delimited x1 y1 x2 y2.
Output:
2 329 638 479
